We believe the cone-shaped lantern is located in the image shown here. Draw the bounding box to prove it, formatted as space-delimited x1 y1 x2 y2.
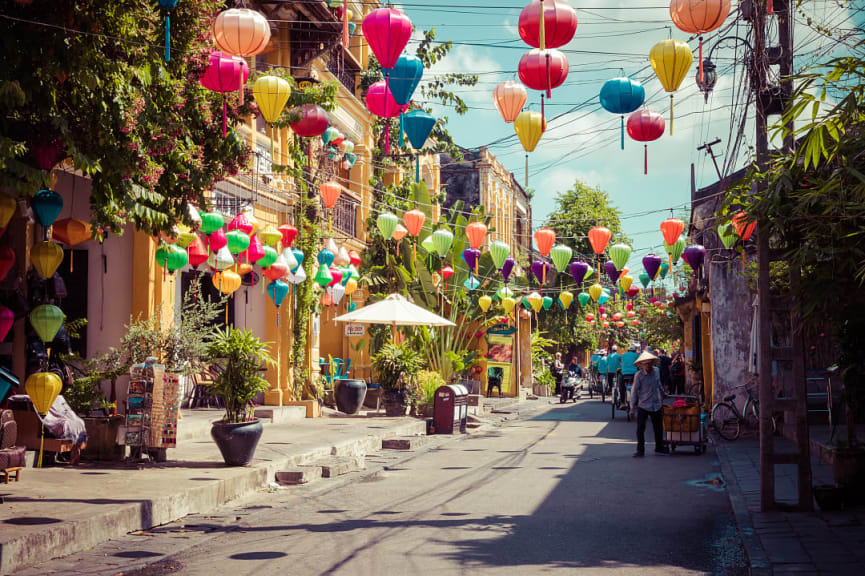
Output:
515 111 544 188
649 39 693 135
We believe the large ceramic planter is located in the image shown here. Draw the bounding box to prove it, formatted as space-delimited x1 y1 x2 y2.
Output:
335 379 367 414
211 419 263 466
383 390 408 417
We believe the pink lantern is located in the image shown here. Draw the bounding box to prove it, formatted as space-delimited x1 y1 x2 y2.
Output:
0 305 13 342
200 51 249 137
209 228 228 252
366 81 408 119
627 109 665 175
228 212 254 235
243 234 265 265
328 266 343 287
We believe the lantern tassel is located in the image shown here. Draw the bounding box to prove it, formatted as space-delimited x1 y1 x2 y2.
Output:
545 52 552 99
620 116 624 150
669 95 674 136
164 14 171 62
399 113 404 148
699 36 704 84
541 94 545 121
70 250 73 273
644 144 648 175
525 153 528 188
223 97 227 139
38 424 44 468
385 73 391 155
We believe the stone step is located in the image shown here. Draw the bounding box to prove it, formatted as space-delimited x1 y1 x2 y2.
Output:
319 456 365 478
254 405 307 424
275 466 323 486
381 435 429 451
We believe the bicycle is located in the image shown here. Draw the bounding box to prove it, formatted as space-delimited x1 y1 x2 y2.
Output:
711 384 776 440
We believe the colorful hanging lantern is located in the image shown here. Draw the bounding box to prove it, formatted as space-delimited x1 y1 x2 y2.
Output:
682 244 706 272
501 257 515 283
31 132 65 171
31 241 64 279
627 109 665 174
431 228 454 258
30 304 63 343
377 213 399 240
363 8 412 70
317 248 335 268
402 110 436 181
328 266 343 287
570 261 589 286
627 287 640 298
531 260 550 285
497 285 515 300
649 39 693 135
642 253 663 280
155 243 188 273
559 290 574 310
542 296 553 311
200 51 249 138
718 222 738 250
174 225 197 249
322 127 339 145
518 48 569 99
389 52 424 144
463 275 480 292
600 77 646 149
52 218 91 247
0 195 16 230
200 211 224 235
262 260 288 281
515 110 544 188
259 225 282 248
253 75 292 158
267 279 289 308
550 244 572 273
732 211 756 242
212 8 271 57
620 275 634 292
290 104 329 138
585 313 595 322
639 272 652 288
31 189 63 227
392 224 408 243
0 305 12 342
660 217 685 246
320 181 342 233
365 80 408 119
609 243 631 271
670 0 730 83
589 283 603 302
404 209 425 260
226 230 250 255
314 265 333 288
421 235 435 254
478 295 493 313
212 269 242 295
518 0 578 49
465 222 487 250
502 297 517 316
335 247 351 267
527 291 544 313
605 261 621 283
243 234 266 266
187 235 209 268
534 227 556 256
489 240 510 270
209 228 228 252
462 248 480 272
493 81 527 124
26 370 62 467
588 226 611 255
279 224 298 249
664 236 687 266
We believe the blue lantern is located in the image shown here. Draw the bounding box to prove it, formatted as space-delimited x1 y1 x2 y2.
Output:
267 279 289 325
389 53 424 148
291 248 305 273
157 1 179 62
317 248 334 267
402 110 436 182
599 77 645 150
463 275 480 291
31 190 63 227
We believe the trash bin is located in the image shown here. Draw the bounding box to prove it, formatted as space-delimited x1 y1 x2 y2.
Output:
433 384 468 434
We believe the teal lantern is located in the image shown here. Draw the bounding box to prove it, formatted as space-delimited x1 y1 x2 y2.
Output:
32 190 63 227
403 110 436 182
577 292 591 307
659 261 670 279
317 248 335 267
226 230 250 255
431 228 454 257
542 296 553 311
464 275 480 291
639 272 651 288
267 279 289 308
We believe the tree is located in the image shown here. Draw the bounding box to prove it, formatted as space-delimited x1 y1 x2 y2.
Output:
0 1 250 236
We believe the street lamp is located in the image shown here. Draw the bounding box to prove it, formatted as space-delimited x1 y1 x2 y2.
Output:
696 58 717 102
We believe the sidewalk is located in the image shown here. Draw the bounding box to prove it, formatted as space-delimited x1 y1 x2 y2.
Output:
715 434 865 575
0 409 425 575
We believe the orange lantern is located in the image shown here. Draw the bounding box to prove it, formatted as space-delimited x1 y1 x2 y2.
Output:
732 211 756 242
660 217 685 246
392 224 408 242
465 222 488 250
534 227 556 256
588 226 611 255
585 313 595 322
627 311 636 318
616 321 625 328
493 81 527 124
670 0 730 83
320 181 342 233
52 217 91 272
602 321 610 328
632 319 640 326
237 262 253 276
212 8 271 58
403 209 425 237
613 312 623 321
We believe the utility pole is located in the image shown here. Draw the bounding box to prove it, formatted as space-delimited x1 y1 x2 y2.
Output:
697 138 723 181
752 0 812 512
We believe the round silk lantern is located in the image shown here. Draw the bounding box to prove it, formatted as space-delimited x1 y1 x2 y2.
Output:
209 247 234 271
32 241 64 279
267 279 289 308
174 225 197 249
609 243 631 271
559 290 574 310
518 0 578 49
403 209 425 238
335 246 351 267
331 283 346 306
497 285 515 300
620 275 634 292
228 212 254 235
209 228 228 252
243 234 265 266
462 248 479 272
200 211 224 235
314 265 333 288
365 81 407 119
348 249 361 267
290 104 329 138
26 371 62 467
478 295 493 313
259 225 282 248
362 8 412 70
317 248 335 268
253 76 292 157
639 272 652 289
329 266 343 288
534 228 556 256
550 244 572 273
570 260 589 286
588 226 611 255
682 244 706 271
322 126 339 145
212 8 271 58
31 189 63 227
527 292 544 314
649 39 693 135
431 228 454 257
670 0 730 84
493 81 527 124
600 77 646 149
263 260 288 281
0 305 13 342
30 304 63 343
464 275 480 292
377 213 399 240
660 217 685 246
542 296 553 311
489 240 510 270
515 110 544 187
389 53 424 144
213 270 242 295
320 181 342 233
279 224 298 248
518 48 568 99
465 222 487 250
188 235 209 268
0 246 15 282
0 195 16 229
155 244 188 272
627 109 665 174
226 230 250 255
345 277 359 296
201 51 249 137
589 283 603 302
421 235 435 254
502 297 517 316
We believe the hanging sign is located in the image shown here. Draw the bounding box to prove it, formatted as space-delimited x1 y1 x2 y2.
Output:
344 324 366 337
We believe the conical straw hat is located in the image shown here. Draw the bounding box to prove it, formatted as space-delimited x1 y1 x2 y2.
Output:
634 350 660 366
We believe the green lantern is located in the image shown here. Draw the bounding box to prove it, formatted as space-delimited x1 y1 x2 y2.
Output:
200 211 224 234
664 236 686 265
584 266 594 280
376 213 399 240
421 235 435 253
718 223 737 250
659 261 670 279
609 243 631 271
639 272 651 288
30 304 63 344
496 285 514 300
258 245 278 269
521 296 533 310
550 244 572 273
488 240 510 269
431 228 454 257
542 296 553 311
156 244 188 272
226 230 250 255
314 265 333 288
577 292 591 307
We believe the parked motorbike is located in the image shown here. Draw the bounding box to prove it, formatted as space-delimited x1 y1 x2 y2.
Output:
560 370 580 403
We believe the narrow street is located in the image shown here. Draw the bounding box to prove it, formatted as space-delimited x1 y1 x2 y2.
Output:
24 397 746 576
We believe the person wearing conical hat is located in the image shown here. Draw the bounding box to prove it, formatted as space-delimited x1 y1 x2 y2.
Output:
629 349 668 457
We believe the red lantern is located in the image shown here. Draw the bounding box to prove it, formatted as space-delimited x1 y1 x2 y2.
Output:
465 222 487 250
209 228 227 252
732 211 756 242
263 261 288 281
585 313 595 322
228 212 254 235
441 265 454 281
200 51 249 137
403 209 425 238
279 224 298 248
588 227 611 255
328 266 343 287
518 0 578 49
627 110 665 174
0 305 12 342
31 133 65 171
518 49 568 99
660 217 685 246
534 227 556 256
187 235 209 268
0 245 16 282
290 104 329 138
348 250 362 267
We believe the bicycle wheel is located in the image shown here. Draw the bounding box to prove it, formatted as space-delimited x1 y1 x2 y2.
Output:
712 402 740 440
744 399 760 430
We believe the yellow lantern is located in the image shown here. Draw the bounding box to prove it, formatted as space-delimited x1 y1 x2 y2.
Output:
32 240 64 279
559 290 574 310
344 277 358 296
650 39 693 135
502 296 516 316
237 262 253 276
527 291 544 313
589 283 603 302
0 195 17 229
619 274 634 292
514 110 544 187
478 295 493 313
253 76 292 159
213 269 242 295
25 371 62 468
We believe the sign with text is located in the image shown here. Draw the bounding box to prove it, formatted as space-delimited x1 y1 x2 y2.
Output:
344 324 366 337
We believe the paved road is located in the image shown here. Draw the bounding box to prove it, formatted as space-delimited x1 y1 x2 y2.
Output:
21 396 747 575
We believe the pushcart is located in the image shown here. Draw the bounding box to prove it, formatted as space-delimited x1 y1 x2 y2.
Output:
662 395 707 454
611 372 633 421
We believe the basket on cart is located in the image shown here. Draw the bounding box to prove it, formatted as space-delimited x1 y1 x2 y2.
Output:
662 395 707 454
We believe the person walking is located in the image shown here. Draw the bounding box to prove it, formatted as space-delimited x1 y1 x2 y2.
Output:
596 350 608 394
620 344 639 407
606 345 621 403
670 353 686 395
629 350 668 457
658 349 672 392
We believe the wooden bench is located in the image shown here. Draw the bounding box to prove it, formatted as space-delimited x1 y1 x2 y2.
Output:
1 466 21 484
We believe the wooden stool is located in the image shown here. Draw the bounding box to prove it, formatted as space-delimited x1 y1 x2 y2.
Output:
1 467 22 484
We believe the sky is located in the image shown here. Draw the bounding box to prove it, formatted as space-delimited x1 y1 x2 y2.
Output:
394 0 864 269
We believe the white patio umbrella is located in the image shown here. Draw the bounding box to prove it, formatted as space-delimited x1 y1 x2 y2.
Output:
335 293 455 332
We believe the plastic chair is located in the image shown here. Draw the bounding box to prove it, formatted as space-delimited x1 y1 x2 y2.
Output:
338 359 352 379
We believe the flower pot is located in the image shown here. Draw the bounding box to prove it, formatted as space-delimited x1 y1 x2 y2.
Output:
383 390 407 417
335 379 367 414
211 419 263 466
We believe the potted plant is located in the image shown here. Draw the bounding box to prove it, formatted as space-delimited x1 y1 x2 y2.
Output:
205 326 274 466
415 370 446 418
372 342 423 417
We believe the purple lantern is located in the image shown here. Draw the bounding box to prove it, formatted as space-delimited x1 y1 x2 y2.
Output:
682 244 706 271
642 253 662 280
605 260 621 283
462 248 480 271
501 257 515 283
569 260 589 285
531 260 550 284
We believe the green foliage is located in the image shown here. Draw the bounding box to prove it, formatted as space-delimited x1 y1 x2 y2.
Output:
371 342 424 391
0 0 251 236
640 305 683 350
530 331 557 387
415 369 447 408
206 326 274 424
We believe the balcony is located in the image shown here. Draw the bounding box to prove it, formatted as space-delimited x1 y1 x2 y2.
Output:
330 195 358 239
326 43 360 95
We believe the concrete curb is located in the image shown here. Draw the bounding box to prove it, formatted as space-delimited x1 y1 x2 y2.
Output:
715 441 772 576
0 419 425 575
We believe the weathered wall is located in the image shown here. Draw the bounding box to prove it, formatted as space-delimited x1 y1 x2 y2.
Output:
440 151 481 211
